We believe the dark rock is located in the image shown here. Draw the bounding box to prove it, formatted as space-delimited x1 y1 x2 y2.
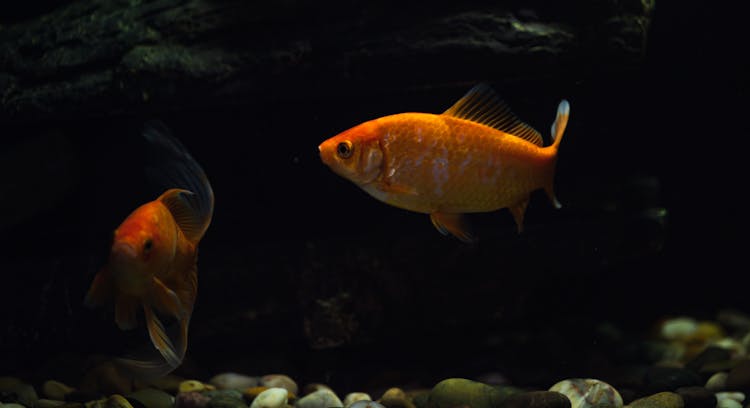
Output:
644 367 702 393
674 387 715 408
0 0 654 122
501 391 570 408
685 347 731 373
427 378 515 408
628 392 684 408
725 359 750 392
207 396 248 408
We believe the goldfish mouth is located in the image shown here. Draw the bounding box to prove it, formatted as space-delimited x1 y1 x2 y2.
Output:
111 242 138 261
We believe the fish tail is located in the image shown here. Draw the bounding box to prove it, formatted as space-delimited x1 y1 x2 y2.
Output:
143 121 215 243
544 100 570 208
550 100 570 150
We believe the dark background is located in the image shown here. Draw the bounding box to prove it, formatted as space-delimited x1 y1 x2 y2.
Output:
0 0 747 395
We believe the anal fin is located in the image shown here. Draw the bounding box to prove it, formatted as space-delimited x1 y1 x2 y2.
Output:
430 212 476 243
509 199 529 233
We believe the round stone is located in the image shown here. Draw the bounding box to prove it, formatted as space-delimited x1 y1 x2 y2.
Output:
343 393 371 408
260 375 298 395
628 392 683 408
250 388 288 408
42 381 75 401
549 378 623 408
127 389 175 408
349 402 385 408
295 389 342 408
210 374 259 391
428 378 517 408
706 372 729 391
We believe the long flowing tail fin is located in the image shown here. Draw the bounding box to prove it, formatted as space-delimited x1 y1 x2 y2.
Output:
143 121 214 242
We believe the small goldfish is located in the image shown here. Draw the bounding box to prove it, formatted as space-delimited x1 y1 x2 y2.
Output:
318 84 570 242
85 121 214 377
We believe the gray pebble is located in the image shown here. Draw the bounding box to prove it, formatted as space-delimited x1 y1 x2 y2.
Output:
209 374 259 391
295 389 342 408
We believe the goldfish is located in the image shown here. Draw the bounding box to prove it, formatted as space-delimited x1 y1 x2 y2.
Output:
318 84 570 242
85 121 214 377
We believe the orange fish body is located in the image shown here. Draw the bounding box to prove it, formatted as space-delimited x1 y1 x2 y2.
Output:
319 84 570 242
86 122 213 377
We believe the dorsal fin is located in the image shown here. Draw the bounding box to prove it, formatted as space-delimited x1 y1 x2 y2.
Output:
442 84 544 147
158 188 209 244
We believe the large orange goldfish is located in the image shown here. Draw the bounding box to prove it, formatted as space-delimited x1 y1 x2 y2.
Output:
319 84 569 242
85 122 214 377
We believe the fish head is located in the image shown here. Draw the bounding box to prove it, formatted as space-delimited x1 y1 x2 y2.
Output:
107 204 175 296
319 120 384 186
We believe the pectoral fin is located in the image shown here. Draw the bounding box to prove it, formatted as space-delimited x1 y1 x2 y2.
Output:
84 268 114 308
143 304 181 369
430 212 476 243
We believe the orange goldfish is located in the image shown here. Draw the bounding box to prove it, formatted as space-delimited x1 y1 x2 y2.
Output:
318 84 570 242
85 121 214 377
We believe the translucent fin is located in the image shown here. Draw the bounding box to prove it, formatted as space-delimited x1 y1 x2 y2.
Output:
509 200 529 234
430 212 476 243
550 100 570 149
151 276 184 319
84 268 114 307
143 304 182 369
115 295 139 330
143 121 214 243
443 84 543 146
158 188 208 244
114 317 187 381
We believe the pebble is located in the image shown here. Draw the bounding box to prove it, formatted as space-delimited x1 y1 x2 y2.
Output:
126 389 175 408
661 318 698 340
107 395 134 408
179 381 215 394
2 404 28 408
705 372 728 391
295 389 342 408
203 390 248 408
725 359 750 391
549 378 623 408
715 392 744 405
260 375 298 395
33 399 67 408
502 391 570 408
378 388 414 408
250 388 288 408
175 392 211 408
674 387 715 408
302 384 331 396
685 346 731 373
712 338 746 358
627 392 684 408
343 393 371 408
644 367 701 392
349 402 385 408
42 381 76 401
428 378 516 408
210 374 259 391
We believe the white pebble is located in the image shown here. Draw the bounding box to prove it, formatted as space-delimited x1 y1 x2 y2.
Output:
251 388 289 408
349 401 385 408
210 373 259 390
296 389 343 408
660 317 698 339
343 393 372 408
716 391 745 404
706 372 728 391
549 378 623 408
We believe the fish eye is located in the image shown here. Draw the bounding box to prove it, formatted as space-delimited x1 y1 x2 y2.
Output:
143 239 153 253
337 141 353 159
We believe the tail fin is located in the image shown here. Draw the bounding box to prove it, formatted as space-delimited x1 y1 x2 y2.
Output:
550 100 570 150
114 314 189 380
143 121 214 242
